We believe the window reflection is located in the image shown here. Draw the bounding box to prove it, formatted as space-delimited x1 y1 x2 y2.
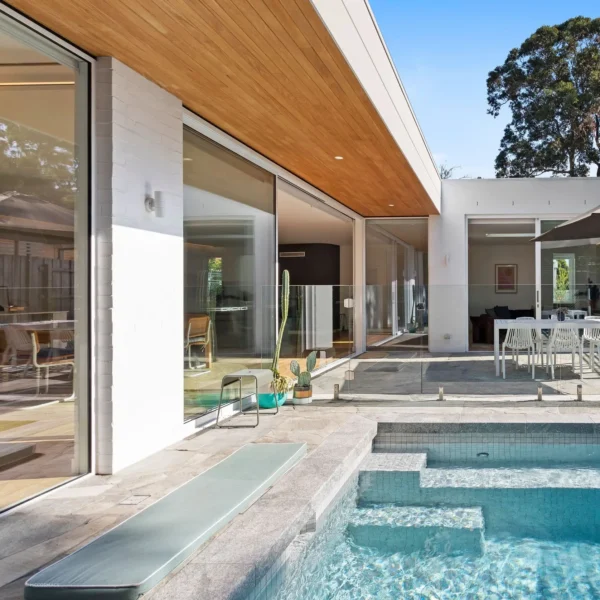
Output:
183 128 275 421
0 23 87 510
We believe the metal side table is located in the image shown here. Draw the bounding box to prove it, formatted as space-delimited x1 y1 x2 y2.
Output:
215 369 275 428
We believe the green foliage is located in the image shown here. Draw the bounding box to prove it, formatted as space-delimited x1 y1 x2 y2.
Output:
487 17 600 177
290 360 300 377
554 258 570 302
0 118 76 206
293 350 318 389
271 270 289 372
271 270 291 394
298 372 311 387
271 374 291 394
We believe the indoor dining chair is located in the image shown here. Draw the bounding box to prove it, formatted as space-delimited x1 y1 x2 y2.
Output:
185 316 213 370
30 331 75 400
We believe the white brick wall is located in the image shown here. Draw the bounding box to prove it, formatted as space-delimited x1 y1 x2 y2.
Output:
95 57 184 474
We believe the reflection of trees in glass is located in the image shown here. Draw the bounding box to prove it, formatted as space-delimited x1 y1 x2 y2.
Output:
207 257 222 306
0 119 76 207
554 258 570 303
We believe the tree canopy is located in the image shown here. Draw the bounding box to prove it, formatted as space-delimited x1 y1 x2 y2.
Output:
0 118 76 207
487 16 600 178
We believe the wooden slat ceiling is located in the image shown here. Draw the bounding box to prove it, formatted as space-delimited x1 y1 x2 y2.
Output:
6 0 439 217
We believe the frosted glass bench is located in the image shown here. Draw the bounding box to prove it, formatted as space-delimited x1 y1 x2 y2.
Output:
24 442 306 600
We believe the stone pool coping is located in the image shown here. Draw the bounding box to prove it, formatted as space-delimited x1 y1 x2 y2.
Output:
5 404 600 598
142 415 377 600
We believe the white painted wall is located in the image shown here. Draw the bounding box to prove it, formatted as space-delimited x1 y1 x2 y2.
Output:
429 179 600 352
468 244 535 317
95 57 184 474
311 0 441 211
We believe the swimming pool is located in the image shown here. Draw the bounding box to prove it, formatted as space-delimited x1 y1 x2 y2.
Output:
270 426 600 600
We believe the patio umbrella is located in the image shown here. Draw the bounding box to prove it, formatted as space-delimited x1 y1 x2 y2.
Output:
531 204 600 242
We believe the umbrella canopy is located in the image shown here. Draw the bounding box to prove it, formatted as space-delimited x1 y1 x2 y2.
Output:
531 205 600 243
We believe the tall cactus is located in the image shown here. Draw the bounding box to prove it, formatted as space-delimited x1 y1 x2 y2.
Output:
271 269 290 373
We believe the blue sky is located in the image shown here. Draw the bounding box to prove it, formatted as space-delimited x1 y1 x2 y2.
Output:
369 1 600 178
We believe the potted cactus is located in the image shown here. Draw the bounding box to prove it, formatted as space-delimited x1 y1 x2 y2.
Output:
290 350 317 404
259 269 291 408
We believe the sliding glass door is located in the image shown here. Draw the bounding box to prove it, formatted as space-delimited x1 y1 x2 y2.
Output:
183 128 275 421
537 219 600 318
0 13 89 510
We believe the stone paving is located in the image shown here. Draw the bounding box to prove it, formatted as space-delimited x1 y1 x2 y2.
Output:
312 350 600 400
3 402 600 598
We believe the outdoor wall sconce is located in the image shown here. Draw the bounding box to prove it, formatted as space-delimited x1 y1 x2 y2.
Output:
144 192 164 217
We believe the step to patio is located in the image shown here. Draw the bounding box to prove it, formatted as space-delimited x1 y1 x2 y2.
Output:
359 453 427 503
347 505 484 555
0 442 36 469
420 468 600 489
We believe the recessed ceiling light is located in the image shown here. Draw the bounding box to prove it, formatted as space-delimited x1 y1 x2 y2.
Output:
183 157 192 161
389 204 394 207
334 156 344 160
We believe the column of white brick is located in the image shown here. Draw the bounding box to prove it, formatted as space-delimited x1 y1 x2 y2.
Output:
94 57 184 474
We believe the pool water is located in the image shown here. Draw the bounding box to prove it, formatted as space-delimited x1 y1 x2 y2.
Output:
277 529 600 599
272 458 600 600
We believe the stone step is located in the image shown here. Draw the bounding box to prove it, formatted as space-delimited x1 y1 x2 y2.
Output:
0 442 36 468
420 468 600 489
347 505 484 555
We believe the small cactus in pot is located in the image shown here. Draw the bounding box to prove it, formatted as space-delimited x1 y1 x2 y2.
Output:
290 350 317 404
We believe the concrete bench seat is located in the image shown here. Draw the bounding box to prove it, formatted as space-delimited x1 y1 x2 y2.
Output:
25 442 306 600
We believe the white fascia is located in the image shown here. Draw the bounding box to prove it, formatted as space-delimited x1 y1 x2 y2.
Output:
310 0 441 212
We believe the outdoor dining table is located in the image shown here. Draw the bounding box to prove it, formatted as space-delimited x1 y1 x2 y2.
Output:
494 318 600 377
1 320 74 331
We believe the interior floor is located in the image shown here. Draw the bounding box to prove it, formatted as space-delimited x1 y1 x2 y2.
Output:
0 399 75 511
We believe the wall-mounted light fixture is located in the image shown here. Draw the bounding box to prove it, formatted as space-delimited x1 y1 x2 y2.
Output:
144 192 164 217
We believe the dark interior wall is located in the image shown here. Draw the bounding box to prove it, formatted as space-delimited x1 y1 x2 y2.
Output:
278 244 340 286
279 243 341 335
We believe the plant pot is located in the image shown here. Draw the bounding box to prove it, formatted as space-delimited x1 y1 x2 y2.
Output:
257 392 286 409
292 385 312 404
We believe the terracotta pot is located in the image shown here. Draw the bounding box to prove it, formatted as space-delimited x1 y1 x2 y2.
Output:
293 385 312 404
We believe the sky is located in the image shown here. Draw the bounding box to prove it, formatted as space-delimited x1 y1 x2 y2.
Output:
369 0 600 178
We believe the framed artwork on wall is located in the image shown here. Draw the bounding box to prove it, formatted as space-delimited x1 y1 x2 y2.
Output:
495 264 517 293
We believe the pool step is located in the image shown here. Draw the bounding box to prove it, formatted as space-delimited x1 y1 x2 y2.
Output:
347 505 484 555
420 468 600 489
359 453 426 502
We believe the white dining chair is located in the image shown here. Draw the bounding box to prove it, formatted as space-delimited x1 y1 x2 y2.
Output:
30 332 75 400
2 326 34 375
516 316 545 367
546 324 583 380
583 316 600 372
502 326 536 379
